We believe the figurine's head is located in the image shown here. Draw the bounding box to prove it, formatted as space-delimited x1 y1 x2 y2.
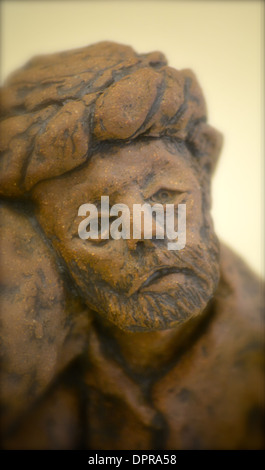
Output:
0 42 223 331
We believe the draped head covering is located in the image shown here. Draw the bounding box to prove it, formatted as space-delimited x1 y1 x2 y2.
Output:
0 41 222 197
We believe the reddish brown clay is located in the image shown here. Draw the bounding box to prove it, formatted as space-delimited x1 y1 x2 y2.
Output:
0 42 264 449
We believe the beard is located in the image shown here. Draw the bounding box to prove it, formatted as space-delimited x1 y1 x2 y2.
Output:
66 221 220 332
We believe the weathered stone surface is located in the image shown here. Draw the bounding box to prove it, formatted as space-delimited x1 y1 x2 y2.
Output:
0 41 264 449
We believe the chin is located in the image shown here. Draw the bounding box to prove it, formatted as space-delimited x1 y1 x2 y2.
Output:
70 257 219 333
97 270 219 332
66 230 220 332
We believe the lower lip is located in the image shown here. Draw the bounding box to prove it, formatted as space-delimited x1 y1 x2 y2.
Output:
139 271 187 293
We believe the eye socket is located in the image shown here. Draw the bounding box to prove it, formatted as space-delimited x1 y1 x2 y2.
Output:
150 188 183 204
89 215 118 244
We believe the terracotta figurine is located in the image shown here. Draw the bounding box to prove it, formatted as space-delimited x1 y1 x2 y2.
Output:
0 42 264 449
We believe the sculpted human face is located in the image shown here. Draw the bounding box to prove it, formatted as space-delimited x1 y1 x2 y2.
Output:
33 139 220 331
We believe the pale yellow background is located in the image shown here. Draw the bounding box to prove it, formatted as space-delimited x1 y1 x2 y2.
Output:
1 0 264 278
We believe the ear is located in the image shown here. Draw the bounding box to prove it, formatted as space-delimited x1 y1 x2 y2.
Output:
187 122 223 175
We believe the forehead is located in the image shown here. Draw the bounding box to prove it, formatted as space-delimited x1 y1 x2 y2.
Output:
83 139 197 194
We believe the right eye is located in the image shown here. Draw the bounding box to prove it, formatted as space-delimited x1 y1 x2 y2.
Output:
150 188 184 204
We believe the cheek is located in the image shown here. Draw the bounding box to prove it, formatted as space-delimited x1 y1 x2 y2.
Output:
62 238 128 287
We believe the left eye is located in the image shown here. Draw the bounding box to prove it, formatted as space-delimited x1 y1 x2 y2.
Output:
150 189 181 203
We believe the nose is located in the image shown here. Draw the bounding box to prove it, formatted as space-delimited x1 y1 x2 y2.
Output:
126 211 160 251
127 238 154 251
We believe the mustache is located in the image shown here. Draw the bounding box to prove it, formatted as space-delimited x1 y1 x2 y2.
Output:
69 228 220 331
124 229 220 294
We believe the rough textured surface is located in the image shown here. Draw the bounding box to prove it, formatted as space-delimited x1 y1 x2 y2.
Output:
0 41 221 197
0 42 264 449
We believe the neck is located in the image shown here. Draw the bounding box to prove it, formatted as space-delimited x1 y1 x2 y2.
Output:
91 302 214 377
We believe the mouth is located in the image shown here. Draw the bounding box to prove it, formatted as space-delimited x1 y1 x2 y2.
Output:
128 266 194 296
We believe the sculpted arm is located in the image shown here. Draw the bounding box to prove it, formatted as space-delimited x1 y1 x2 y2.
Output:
0 203 89 440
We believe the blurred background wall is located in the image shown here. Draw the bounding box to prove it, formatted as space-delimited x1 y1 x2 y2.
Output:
1 0 264 278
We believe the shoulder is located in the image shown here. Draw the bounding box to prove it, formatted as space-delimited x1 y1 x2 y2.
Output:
218 242 263 316
212 242 264 364
153 242 265 449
